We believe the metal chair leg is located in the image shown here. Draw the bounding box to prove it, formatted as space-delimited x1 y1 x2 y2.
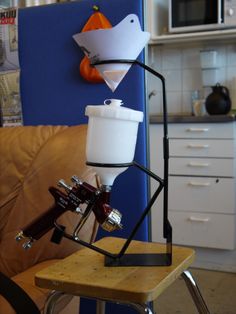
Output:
43 291 67 314
127 303 154 314
182 270 210 314
96 298 153 314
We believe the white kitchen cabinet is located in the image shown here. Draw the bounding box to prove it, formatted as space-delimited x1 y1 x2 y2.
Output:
150 121 236 250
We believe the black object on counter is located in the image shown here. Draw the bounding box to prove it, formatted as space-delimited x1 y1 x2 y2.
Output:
205 83 231 115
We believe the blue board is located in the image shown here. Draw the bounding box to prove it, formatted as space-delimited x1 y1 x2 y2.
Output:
18 1 149 313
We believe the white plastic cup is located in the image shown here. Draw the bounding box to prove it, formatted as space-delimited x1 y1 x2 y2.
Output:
85 99 143 186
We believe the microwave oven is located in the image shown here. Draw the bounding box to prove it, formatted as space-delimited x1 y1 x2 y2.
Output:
169 0 236 33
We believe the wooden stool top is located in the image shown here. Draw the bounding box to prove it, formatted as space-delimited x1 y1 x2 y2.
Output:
35 237 195 303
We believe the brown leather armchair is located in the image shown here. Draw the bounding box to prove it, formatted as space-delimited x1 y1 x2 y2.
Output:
0 124 98 313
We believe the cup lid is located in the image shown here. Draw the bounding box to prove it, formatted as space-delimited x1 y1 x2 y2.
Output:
85 99 143 122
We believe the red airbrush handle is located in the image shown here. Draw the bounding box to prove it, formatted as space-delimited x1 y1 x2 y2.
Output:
21 187 71 240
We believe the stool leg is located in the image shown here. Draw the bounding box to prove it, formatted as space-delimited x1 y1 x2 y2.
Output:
95 298 153 314
96 300 106 314
43 290 66 314
129 303 154 314
182 270 210 314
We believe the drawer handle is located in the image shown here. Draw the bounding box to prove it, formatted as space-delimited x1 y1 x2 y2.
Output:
186 128 209 132
188 216 210 223
187 144 209 149
188 181 210 187
188 162 210 167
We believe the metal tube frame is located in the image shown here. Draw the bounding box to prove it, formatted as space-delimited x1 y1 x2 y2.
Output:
44 291 154 314
182 270 211 314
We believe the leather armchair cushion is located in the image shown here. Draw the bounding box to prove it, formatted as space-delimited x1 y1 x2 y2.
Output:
0 125 98 278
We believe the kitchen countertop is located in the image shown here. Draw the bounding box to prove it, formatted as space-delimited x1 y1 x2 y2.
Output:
150 114 236 124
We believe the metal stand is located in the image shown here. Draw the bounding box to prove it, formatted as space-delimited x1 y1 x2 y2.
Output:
86 161 171 266
54 59 172 266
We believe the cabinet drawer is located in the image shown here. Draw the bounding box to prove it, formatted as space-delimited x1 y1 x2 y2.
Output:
168 123 235 139
169 157 234 177
169 177 235 214
169 211 236 250
169 139 234 158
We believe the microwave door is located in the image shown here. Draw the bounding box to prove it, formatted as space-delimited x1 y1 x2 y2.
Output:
169 0 222 33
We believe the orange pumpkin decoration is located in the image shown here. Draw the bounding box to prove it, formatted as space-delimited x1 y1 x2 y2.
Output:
80 6 112 83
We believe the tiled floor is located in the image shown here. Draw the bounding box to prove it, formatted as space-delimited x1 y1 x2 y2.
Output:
154 268 236 314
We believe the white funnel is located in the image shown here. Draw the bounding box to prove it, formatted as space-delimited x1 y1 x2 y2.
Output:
73 14 150 92
85 99 143 186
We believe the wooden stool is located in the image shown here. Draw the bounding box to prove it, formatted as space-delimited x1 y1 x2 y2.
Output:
35 237 210 314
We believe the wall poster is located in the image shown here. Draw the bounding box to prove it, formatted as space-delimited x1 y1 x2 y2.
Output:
0 7 23 127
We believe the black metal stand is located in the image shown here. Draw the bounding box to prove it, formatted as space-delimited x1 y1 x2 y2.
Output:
54 59 172 266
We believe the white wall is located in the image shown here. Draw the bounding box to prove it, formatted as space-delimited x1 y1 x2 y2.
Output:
147 42 236 115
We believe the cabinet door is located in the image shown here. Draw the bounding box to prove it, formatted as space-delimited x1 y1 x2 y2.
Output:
151 195 236 250
169 211 236 250
169 176 235 214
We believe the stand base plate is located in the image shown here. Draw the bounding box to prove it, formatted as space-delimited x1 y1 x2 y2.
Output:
105 253 172 267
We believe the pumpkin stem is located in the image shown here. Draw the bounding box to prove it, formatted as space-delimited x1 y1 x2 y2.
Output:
93 5 99 12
